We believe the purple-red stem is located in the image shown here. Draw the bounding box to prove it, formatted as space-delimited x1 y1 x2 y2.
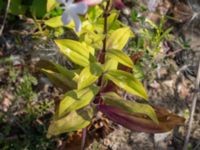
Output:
98 0 110 64
96 0 111 104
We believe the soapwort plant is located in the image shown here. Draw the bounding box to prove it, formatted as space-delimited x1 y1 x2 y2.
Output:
37 0 185 147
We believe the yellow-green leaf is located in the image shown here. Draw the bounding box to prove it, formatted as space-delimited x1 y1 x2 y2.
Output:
103 59 118 71
102 92 158 123
106 27 133 50
57 85 99 118
88 5 103 23
45 16 74 28
96 11 120 32
105 70 148 99
107 11 119 28
55 39 95 67
107 49 133 68
78 63 103 90
45 16 63 28
82 31 105 49
47 107 94 138
47 0 56 12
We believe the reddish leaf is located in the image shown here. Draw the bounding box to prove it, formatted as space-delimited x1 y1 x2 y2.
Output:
98 105 185 133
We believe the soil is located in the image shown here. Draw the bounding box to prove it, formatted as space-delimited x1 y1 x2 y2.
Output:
0 0 200 150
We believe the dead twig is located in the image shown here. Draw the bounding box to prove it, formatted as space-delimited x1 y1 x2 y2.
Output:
0 0 11 36
183 58 200 150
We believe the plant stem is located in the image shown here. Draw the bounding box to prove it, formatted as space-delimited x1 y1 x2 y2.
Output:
81 128 87 150
96 0 111 100
98 0 110 64
33 15 43 34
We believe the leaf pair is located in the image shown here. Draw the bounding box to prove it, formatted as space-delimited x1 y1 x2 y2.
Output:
56 85 99 119
47 85 99 138
47 107 94 138
105 70 148 99
36 60 78 91
98 104 185 133
104 27 133 71
99 92 185 133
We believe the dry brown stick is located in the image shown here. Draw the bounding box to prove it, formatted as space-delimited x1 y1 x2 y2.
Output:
183 58 200 150
0 0 11 36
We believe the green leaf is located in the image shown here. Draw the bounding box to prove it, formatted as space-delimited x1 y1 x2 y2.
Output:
36 60 78 91
88 5 103 23
131 10 138 22
146 19 158 29
103 59 118 71
47 107 94 138
96 11 120 32
81 31 105 49
54 64 79 82
78 63 103 90
159 27 173 41
45 15 76 29
45 16 63 28
57 85 99 118
37 59 79 81
9 0 27 15
41 69 76 91
30 0 47 18
107 11 120 30
133 65 145 80
105 70 148 99
106 27 133 50
102 92 158 123
106 49 133 68
47 0 57 12
55 39 95 67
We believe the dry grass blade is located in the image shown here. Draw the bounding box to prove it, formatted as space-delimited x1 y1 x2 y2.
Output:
0 0 11 36
183 59 200 150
